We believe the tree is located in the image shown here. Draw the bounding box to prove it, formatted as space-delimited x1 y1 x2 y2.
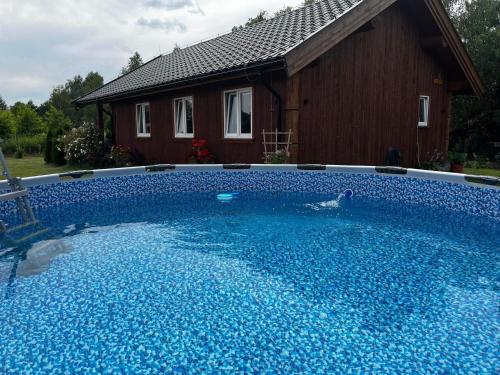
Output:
13 104 46 137
447 0 500 157
44 105 72 164
232 1 322 31
121 52 143 75
48 72 104 127
275 6 293 17
246 10 268 26
0 96 7 111
0 110 15 139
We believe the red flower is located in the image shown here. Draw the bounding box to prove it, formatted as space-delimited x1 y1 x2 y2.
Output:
199 149 209 157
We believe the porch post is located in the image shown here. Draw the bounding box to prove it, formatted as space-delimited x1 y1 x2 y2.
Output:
96 102 104 140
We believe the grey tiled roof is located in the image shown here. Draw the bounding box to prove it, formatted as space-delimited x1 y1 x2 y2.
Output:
77 0 362 103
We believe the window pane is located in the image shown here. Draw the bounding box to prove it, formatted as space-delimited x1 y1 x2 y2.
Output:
226 93 238 134
185 99 193 134
137 105 144 134
419 98 425 122
175 100 184 133
419 97 428 124
144 105 151 133
240 91 251 134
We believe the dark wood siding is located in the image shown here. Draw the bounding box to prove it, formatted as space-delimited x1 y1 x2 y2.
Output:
112 2 452 167
112 72 286 164
296 3 451 166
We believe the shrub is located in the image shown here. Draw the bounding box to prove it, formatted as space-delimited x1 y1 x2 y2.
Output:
0 110 15 140
110 145 131 167
263 149 289 164
58 122 103 165
44 129 53 163
44 106 71 164
449 151 467 165
13 104 46 136
418 149 449 171
2 134 45 155
52 128 66 165
187 139 214 163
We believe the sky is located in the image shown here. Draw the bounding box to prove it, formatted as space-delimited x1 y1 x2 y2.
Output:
0 0 303 106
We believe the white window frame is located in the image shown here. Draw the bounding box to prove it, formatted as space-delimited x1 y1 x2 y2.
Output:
223 87 253 139
418 95 430 127
136 102 151 137
173 96 194 138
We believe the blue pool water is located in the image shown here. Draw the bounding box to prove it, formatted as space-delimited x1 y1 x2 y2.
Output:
0 192 498 373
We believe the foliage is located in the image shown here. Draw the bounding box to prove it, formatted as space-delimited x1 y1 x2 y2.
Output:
418 149 449 171
44 105 72 164
187 139 214 163
47 72 104 127
447 0 500 158
14 148 24 159
465 153 489 168
12 104 46 136
274 6 293 17
58 122 103 165
121 52 143 75
0 110 15 139
0 96 7 111
448 151 467 164
2 134 46 155
110 145 131 167
232 0 319 31
263 149 289 164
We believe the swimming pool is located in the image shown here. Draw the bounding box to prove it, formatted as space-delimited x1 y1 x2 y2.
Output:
1 165 499 373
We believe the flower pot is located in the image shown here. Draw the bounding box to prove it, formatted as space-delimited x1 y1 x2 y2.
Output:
451 163 464 173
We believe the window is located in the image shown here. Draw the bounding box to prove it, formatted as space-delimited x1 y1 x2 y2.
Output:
174 97 194 138
224 88 252 139
136 103 151 137
418 96 430 127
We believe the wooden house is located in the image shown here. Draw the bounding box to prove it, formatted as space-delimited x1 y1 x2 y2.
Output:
75 0 482 166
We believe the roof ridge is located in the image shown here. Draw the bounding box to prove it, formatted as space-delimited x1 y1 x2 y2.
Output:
76 0 362 104
170 0 328 55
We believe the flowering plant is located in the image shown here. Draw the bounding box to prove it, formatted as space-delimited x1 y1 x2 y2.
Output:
57 122 103 165
110 145 131 167
187 138 214 163
263 149 289 164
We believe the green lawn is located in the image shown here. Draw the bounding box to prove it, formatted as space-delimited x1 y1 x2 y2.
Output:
464 167 500 178
1 156 89 179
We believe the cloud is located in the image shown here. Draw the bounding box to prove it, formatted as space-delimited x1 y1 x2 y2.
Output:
0 0 304 105
137 17 187 32
144 0 204 14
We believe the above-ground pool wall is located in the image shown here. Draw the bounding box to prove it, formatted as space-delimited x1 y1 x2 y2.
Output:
0 165 499 222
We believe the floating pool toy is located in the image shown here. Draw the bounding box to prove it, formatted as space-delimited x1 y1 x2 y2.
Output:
217 193 238 203
344 189 354 198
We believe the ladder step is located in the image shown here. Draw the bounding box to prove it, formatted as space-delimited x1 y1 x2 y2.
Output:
5 220 39 234
0 190 28 202
14 228 50 244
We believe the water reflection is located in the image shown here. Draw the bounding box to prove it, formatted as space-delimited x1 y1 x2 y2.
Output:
1 239 72 299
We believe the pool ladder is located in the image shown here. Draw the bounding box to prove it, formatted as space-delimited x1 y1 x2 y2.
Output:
0 143 48 243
